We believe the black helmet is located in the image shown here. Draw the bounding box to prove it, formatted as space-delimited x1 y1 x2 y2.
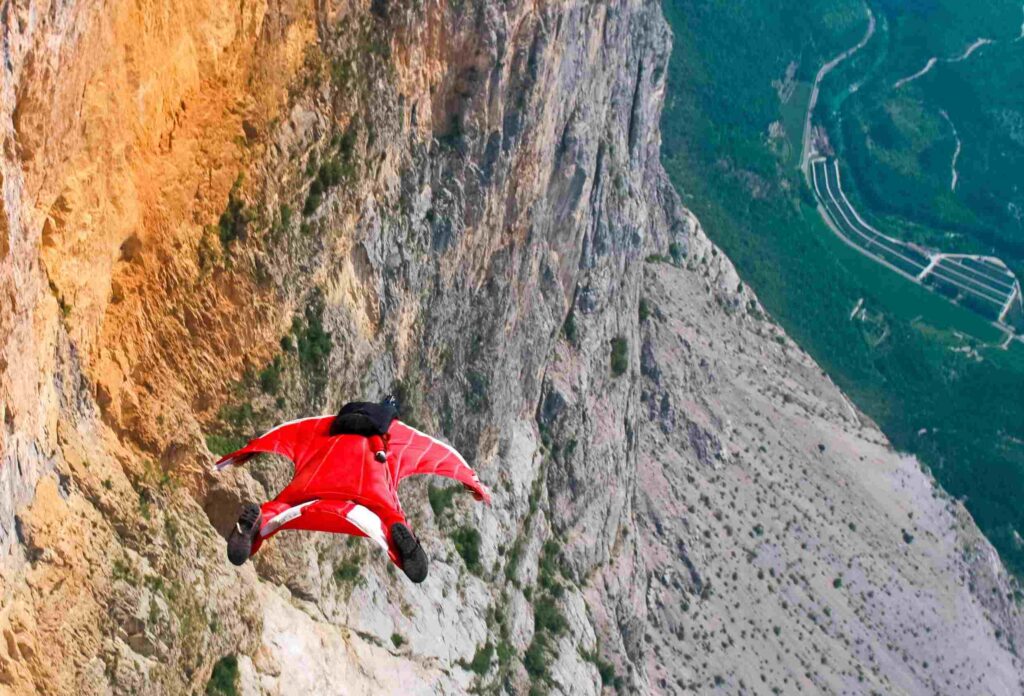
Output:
381 394 400 417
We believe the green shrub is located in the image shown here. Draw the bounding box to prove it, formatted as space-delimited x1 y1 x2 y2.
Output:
218 176 251 246
466 642 493 675
390 633 405 648
218 402 254 430
334 559 362 585
597 659 618 687
303 183 323 216
534 596 566 635
496 640 514 666
523 637 548 679
336 128 357 158
668 242 684 265
428 485 457 518
198 226 222 270
465 370 489 411
610 337 629 376
504 538 523 582
293 299 332 388
331 58 353 89
563 311 579 346
639 298 651 322
537 540 563 594
451 526 482 573
318 158 344 188
259 356 283 395
205 655 239 696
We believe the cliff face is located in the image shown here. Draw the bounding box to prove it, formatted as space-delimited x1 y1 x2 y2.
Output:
0 0 1021 694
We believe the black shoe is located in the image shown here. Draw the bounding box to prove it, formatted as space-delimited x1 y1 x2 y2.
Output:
227 503 261 566
391 523 428 583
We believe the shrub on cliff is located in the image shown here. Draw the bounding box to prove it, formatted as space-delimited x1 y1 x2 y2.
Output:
563 310 579 347
205 655 239 696
639 298 652 322
428 484 457 518
523 637 548 679
610 336 629 376
534 596 567 635
218 176 251 245
451 525 482 573
464 642 494 675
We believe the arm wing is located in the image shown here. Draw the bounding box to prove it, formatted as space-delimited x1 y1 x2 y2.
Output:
390 421 492 503
212 415 334 473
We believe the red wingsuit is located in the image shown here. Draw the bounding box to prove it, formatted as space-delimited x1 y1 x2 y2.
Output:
214 416 491 566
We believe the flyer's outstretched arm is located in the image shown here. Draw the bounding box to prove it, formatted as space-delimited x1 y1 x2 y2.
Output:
212 415 334 472
390 421 492 503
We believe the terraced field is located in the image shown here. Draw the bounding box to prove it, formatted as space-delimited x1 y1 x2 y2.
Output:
811 156 1024 331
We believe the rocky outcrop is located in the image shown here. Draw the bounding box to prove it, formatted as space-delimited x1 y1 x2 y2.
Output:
0 0 1021 694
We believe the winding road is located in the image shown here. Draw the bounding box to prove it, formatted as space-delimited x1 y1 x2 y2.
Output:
799 4 876 173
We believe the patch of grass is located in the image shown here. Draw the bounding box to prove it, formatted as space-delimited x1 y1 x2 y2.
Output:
205 655 239 696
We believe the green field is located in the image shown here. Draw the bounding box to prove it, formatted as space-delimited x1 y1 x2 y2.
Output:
660 0 1024 574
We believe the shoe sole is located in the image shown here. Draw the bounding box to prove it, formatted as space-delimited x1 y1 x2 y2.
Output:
391 523 428 583
227 503 261 566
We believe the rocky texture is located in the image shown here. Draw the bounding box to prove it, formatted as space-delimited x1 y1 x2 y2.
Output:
0 0 1022 694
